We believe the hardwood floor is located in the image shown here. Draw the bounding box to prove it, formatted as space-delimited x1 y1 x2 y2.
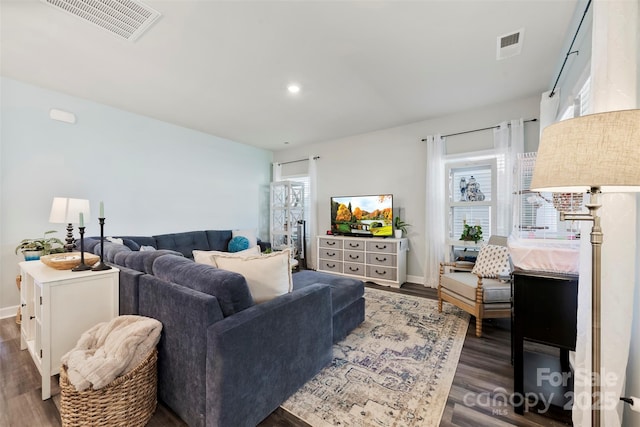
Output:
0 282 571 426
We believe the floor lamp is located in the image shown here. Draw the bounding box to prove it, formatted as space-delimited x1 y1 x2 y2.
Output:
531 109 640 427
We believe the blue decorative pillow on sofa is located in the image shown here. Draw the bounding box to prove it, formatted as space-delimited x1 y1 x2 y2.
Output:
228 236 250 253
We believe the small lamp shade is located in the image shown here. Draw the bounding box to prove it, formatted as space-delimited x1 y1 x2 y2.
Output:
49 197 69 223
531 109 640 193
48 197 91 224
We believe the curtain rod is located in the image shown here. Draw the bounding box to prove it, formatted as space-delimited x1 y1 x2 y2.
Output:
421 118 537 141
549 0 592 98
278 156 320 166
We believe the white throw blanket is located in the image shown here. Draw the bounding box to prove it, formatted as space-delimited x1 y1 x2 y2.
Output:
61 315 162 391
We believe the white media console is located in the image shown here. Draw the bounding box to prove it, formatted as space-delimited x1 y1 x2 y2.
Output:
317 235 408 287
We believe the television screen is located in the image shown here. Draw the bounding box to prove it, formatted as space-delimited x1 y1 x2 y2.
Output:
330 194 393 237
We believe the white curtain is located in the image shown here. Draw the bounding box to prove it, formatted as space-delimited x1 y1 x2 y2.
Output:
493 119 523 237
573 1 638 426
424 134 446 288
272 162 282 182
308 155 318 270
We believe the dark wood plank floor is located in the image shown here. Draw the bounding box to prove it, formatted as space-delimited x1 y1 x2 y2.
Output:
1 282 572 426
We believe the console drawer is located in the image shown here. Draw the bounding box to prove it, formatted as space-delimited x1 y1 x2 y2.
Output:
344 250 364 263
344 262 365 276
319 260 343 273
367 265 397 282
343 239 365 251
319 248 342 260
366 253 397 267
366 240 395 254
319 238 343 250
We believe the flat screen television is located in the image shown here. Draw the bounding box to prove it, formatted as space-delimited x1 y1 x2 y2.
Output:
330 194 393 237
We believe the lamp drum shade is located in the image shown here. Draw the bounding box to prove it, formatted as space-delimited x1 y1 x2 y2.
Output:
531 109 640 193
49 197 91 224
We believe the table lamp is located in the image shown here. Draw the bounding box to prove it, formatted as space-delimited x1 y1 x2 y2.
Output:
531 109 640 427
49 197 91 251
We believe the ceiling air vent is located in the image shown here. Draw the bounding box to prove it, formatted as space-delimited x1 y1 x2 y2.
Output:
496 28 524 60
41 0 161 42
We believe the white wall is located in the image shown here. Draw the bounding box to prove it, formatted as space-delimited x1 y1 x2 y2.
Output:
0 78 272 313
273 95 540 283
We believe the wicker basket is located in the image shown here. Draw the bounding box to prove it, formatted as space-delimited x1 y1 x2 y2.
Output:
59 349 158 427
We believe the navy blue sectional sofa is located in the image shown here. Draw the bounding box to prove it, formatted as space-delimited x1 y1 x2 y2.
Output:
80 229 364 427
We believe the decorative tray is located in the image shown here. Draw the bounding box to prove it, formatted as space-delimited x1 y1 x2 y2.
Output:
40 252 100 270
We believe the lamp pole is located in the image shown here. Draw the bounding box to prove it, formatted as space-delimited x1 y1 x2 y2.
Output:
562 187 602 427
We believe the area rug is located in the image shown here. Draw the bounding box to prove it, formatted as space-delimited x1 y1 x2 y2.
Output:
281 287 470 427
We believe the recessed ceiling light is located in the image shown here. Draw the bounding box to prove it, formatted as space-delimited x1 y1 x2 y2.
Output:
287 84 301 94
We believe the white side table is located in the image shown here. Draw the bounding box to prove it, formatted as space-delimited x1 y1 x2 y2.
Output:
19 261 119 400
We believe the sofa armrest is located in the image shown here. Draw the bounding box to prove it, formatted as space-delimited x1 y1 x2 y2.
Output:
206 283 333 427
138 275 224 427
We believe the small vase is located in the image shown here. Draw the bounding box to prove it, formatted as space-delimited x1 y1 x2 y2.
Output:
394 230 403 239
23 250 43 261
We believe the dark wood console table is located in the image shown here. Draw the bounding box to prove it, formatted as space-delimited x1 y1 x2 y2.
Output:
512 269 578 416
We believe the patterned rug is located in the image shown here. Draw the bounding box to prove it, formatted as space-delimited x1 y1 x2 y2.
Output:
281 287 470 427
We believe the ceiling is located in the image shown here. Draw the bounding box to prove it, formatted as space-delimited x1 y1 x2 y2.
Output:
1 0 579 151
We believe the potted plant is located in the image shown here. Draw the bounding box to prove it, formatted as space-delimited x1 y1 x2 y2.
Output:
394 216 411 238
15 230 65 260
460 224 483 243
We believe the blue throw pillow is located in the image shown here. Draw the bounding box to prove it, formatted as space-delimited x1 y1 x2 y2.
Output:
228 236 250 253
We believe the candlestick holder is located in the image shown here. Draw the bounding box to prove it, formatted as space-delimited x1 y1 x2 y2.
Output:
71 227 91 271
92 217 112 271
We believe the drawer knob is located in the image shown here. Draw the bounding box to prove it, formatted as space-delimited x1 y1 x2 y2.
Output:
349 243 358 248
375 270 387 275
327 241 336 246
349 255 359 260
30 315 35 320
327 252 336 257
349 267 360 272
327 263 336 268
375 245 387 249
21 303 26 307
376 257 387 262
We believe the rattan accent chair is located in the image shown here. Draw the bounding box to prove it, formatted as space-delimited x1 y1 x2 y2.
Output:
438 235 512 337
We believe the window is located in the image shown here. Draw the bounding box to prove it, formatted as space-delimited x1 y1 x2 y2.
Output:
445 158 497 260
513 153 583 242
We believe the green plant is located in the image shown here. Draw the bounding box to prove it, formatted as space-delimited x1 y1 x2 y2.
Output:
15 230 64 255
394 216 411 235
460 224 483 243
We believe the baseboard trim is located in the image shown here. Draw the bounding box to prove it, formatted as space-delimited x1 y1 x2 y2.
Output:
0 305 19 320
406 275 424 285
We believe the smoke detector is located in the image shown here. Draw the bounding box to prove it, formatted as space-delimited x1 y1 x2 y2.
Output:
41 0 161 41
496 28 524 60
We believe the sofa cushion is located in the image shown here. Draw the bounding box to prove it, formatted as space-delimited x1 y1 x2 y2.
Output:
94 241 132 262
205 230 232 252
193 246 260 267
154 231 210 258
292 270 364 314
116 236 157 249
114 250 184 274
232 229 257 248
152 254 254 317
212 250 292 304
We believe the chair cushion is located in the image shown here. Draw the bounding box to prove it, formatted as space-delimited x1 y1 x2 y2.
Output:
205 230 232 251
440 272 511 303
472 244 511 278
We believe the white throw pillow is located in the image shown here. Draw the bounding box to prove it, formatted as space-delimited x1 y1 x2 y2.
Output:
193 246 260 267
471 244 511 278
232 229 258 248
106 237 124 245
212 249 292 303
